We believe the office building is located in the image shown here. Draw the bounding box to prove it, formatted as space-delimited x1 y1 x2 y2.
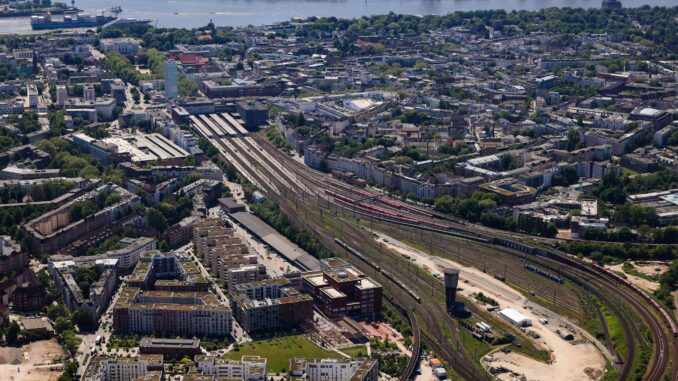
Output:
302 258 382 320
165 60 179 100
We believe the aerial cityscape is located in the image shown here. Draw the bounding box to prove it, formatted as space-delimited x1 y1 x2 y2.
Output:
0 0 676 381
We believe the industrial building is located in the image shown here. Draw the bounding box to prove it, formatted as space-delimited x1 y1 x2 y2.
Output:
102 133 190 163
499 308 532 327
627 190 678 225
444 267 460 312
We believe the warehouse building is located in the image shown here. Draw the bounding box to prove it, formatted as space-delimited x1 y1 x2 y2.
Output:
499 308 532 327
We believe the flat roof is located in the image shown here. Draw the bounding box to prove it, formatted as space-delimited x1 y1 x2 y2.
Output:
230 212 320 271
321 287 346 299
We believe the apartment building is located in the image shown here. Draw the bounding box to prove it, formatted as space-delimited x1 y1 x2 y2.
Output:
112 287 232 336
48 257 118 324
22 183 141 254
230 278 313 333
0 236 27 276
106 237 157 271
83 354 163 381
196 355 267 381
113 251 232 336
289 358 378 381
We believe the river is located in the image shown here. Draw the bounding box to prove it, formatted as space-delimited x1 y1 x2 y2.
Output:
1 0 675 34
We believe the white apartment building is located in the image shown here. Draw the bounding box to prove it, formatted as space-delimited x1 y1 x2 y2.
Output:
101 355 162 381
27 83 38 108
196 355 267 381
106 237 156 270
100 38 141 55
299 358 378 381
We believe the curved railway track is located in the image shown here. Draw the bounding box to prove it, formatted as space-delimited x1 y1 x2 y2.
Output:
208 132 674 381
210 135 487 380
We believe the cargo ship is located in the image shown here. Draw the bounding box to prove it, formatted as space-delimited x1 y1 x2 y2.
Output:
30 11 116 30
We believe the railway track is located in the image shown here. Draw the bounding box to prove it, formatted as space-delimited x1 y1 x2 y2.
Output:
211 132 675 381
214 135 486 380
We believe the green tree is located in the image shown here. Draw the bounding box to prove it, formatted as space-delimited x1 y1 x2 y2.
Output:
433 195 454 214
147 208 168 232
5 321 21 345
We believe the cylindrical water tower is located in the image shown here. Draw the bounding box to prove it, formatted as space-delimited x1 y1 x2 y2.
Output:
444 267 460 312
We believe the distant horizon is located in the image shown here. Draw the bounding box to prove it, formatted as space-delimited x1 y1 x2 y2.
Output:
2 0 677 35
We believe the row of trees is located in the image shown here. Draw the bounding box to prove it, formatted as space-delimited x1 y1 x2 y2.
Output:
251 202 334 259
300 7 678 58
433 192 498 222
559 241 677 263
0 179 74 204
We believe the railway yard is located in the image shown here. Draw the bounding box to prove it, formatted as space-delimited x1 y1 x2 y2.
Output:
187 113 677 381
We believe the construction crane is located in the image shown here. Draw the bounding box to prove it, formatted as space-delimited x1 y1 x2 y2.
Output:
110 6 122 17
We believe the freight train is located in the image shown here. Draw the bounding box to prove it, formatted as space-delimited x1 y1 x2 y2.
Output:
591 262 678 337
328 180 678 338
493 237 678 338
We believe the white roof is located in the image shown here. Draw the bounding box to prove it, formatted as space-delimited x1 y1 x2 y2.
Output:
499 308 531 323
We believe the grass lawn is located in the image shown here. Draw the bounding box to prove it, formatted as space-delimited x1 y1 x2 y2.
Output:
224 335 341 372
340 344 368 358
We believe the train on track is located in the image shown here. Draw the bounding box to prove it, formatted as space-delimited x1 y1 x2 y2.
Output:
334 238 422 303
524 263 563 284
332 187 678 337
591 262 678 337
493 237 678 338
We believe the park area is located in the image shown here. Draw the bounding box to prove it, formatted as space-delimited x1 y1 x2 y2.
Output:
224 335 346 372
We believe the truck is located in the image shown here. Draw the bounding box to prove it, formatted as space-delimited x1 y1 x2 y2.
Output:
95 335 102 345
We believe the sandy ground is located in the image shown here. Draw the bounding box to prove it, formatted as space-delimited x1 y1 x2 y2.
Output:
489 348 604 381
631 262 668 277
414 354 438 381
375 232 608 381
0 339 65 381
607 263 660 292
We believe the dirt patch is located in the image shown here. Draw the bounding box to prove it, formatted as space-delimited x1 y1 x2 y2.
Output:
0 340 65 381
632 262 668 277
0 347 23 365
608 263 659 292
490 346 605 381
375 232 608 381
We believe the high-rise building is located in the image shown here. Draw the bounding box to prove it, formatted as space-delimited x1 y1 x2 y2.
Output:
27 83 38 108
56 85 67 106
164 60 178 99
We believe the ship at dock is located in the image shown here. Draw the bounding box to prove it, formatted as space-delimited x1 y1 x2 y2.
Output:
30 11 116 30
30 0 121 30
